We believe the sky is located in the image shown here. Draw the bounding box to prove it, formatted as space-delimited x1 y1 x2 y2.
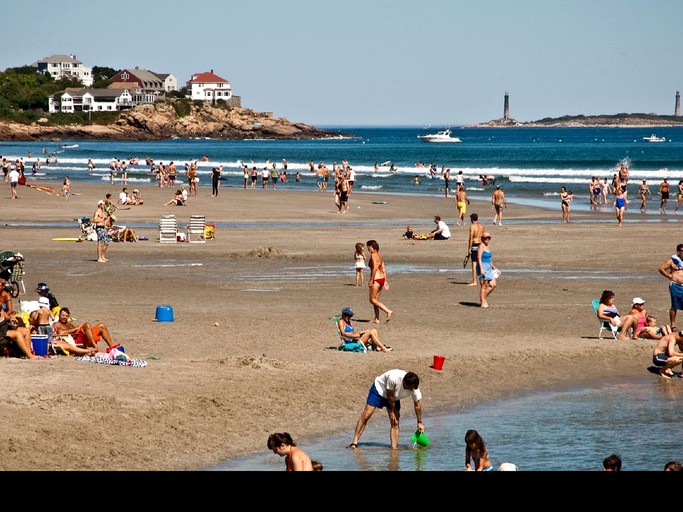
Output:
3 0 683 126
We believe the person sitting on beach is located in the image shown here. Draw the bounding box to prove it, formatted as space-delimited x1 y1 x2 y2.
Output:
118 187 132 206
617 297 647 340
403 226 415 240
108 224 138 243
130 189 143 205
425 215 451 240
337 307 392 352
51 307 116 352
596 290 621 331
0 308 39 359
29 300 96 356
77 216 98 242
652 330 683 379
638 315 673 340
0 279 14 316
165 189 186 206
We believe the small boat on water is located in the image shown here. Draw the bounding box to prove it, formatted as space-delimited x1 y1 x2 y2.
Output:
61 144 79 148
643 134 666 143
417 128 461 143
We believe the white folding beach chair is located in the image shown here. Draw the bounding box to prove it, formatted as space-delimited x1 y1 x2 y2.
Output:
159 215 178 243
187 215 206 243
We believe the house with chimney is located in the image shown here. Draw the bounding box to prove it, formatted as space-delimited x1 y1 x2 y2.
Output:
32 54 93 87
186 70 234 103
109 67 176 104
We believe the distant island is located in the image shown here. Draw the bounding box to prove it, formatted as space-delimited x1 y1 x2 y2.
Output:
473 113 683 128
2 105 683 142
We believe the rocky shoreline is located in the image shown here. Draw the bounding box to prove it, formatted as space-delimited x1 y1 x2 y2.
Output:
1 107 682 141
0 102 348 141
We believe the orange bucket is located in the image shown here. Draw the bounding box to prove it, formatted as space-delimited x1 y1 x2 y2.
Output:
432 355 445 370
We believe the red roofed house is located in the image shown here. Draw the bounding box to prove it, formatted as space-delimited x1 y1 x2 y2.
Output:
187 70 232 102
109 67 176 105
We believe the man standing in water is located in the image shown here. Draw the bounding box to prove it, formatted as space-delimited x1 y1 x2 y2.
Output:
659 177 670 214
348 369 424 450
491 185 507 225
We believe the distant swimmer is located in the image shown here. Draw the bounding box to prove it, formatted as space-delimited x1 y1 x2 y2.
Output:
480 175 496 186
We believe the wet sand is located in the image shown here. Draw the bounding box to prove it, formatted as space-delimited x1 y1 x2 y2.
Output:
0 180 673 470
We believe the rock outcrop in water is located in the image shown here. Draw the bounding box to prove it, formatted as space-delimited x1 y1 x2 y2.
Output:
0 102 345 141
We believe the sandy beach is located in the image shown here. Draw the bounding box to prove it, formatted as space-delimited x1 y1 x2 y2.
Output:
0 180 673 470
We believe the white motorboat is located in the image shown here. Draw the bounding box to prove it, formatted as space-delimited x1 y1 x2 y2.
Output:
643 134 666 142
417 128 461 143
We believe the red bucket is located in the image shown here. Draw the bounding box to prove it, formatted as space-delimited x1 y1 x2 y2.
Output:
432 355 445 370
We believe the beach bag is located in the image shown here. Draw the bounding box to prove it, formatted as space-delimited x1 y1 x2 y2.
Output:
339 341 366 353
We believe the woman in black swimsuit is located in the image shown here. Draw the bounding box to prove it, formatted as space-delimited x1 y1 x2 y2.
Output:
560 186 573 223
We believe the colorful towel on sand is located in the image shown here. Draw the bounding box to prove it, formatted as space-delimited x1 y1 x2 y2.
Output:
75 354 148 368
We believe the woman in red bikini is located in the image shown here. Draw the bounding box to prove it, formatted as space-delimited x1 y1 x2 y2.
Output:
366 239 393 323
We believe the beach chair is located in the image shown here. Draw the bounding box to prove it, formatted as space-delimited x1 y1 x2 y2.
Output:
592 299 618 339
333 315 366 352
159 215 178 243
187 215 206 243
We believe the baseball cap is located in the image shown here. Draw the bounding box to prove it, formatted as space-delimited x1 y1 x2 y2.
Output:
632 297 645 305
482 232 491 238
38 297 50 308
341 307 354 317
97 199 105 205
36 283 49 292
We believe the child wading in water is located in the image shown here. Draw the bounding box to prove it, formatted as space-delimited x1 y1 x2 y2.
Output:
465 429 493 471
354 242 366 287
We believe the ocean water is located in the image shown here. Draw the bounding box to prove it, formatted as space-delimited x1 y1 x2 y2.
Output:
214 374 683 472
2 126 683 210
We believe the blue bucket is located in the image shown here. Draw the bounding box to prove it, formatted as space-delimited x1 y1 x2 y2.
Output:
155 305 174 322
31 334 49 356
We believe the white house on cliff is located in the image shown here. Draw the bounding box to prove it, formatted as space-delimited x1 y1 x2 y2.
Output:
187 70 232 102
48 88 133 113
32 54 93 87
